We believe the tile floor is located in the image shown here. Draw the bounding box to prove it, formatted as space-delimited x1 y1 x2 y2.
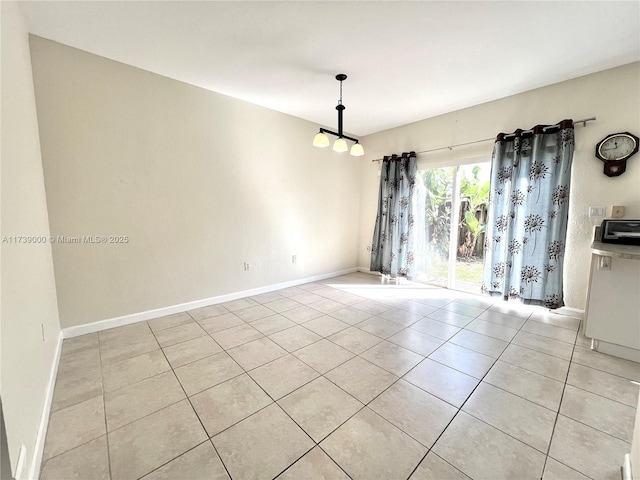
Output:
40 272 639 480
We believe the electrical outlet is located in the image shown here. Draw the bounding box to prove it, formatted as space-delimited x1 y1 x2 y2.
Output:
588 206 605 217
292 255 297 264
243 262 251 271
598 256 611 270
611 206 624 218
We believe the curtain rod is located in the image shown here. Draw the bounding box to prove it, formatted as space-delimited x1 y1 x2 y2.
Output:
370 117 596 162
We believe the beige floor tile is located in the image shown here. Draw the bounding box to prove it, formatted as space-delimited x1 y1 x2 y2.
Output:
499 344 570 382
262 298 303 313
560 384 636 442
575 334 591 348
477 308 528 328
210 323 263 349
542 458 590 480
487 302 534 319
249 354 319 400
162 335 222 368
455 296 493 309
351 300 392 316
102 350 170 393
227 337 287 370
414 297 452 309
191 374 272 436
567 362 639 407
549 415 631 480
40 436 109 480
56 347 102 379
277 286 307 297
307 298 345 313
188 304 229 321
288 291 325 304
197 312 245 333
174 351 243 396
571 346 640 381
60 333 99 357
320 407 427 480
397 301 439 317
512 330 573 360
521 319 578 344
99 332 160 364
142 441 230 480
293 338 354 374
276 446 349 480
99 322 152 343
427 309 475 328
43 396 106 460
325 357 398 403
105 371 185 431
302 315 350 337
410 452 469 480
357 317 405 339
147 312 193 332
51 366 103 412
249 314 296 335
278 377 363 442
378 308 423 326
484 361 564 411
280 305 325 323
449 329 508 358
403 358 478 407
387 329 444 356
443 302 486 318
529 310 581 331
429 342 495 379
268 325 322 352
212 404 314 480
153 322 206 347
250 292 287 304
360 341 424 376
235 304 278 322
410 318 461 341
433 411 545 480
222 297 260 312
369 380 457 448
464 318 518 342
108 400 207 480
329 307 372 325
463 382 556 452
328 326 383 354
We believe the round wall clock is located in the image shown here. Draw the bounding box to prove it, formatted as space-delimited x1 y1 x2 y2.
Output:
595 132 639 177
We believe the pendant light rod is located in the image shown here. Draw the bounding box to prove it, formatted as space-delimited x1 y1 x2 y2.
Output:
318 127 359 144
312 73 364 156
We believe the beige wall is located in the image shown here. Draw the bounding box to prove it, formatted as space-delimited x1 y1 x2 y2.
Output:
29 37 361 329
358 63 640 310
1 3 61 477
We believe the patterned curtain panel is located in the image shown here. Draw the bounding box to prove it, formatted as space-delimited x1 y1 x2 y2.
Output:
482 120 575 308
370 153 418 279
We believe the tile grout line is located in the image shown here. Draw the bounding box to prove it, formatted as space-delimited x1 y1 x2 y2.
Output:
96 331 114 480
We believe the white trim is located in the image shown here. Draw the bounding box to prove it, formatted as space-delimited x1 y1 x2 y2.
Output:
62 268 358 338
29 330 63 480
552 306 585 319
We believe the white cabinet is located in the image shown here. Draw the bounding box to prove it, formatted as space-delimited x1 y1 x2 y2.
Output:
584 242 640 362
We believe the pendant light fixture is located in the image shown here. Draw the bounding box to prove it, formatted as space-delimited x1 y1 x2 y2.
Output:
313 74 364 157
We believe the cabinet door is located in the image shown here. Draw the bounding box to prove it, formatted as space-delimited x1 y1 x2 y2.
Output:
585 254 640 349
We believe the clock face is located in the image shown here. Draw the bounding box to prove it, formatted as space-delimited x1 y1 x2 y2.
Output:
597 134 638 161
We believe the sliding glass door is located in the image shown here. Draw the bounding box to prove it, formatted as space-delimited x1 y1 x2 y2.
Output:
415 162 490 292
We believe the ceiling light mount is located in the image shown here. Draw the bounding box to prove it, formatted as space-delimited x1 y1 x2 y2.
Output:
313 73 364 156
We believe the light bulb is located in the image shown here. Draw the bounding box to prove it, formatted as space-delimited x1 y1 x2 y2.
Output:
333 138 348 152
350 143 364 156
313 132 330 148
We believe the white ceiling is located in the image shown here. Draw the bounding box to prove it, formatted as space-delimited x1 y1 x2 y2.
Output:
19 1 640 136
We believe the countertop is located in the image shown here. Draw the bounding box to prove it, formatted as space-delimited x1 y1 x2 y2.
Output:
591 241 640 259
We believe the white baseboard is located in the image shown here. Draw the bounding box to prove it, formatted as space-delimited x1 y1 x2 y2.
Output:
62 268 358 338
29 330 63 480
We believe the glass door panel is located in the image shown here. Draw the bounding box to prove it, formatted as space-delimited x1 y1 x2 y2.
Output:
415 162 490 293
